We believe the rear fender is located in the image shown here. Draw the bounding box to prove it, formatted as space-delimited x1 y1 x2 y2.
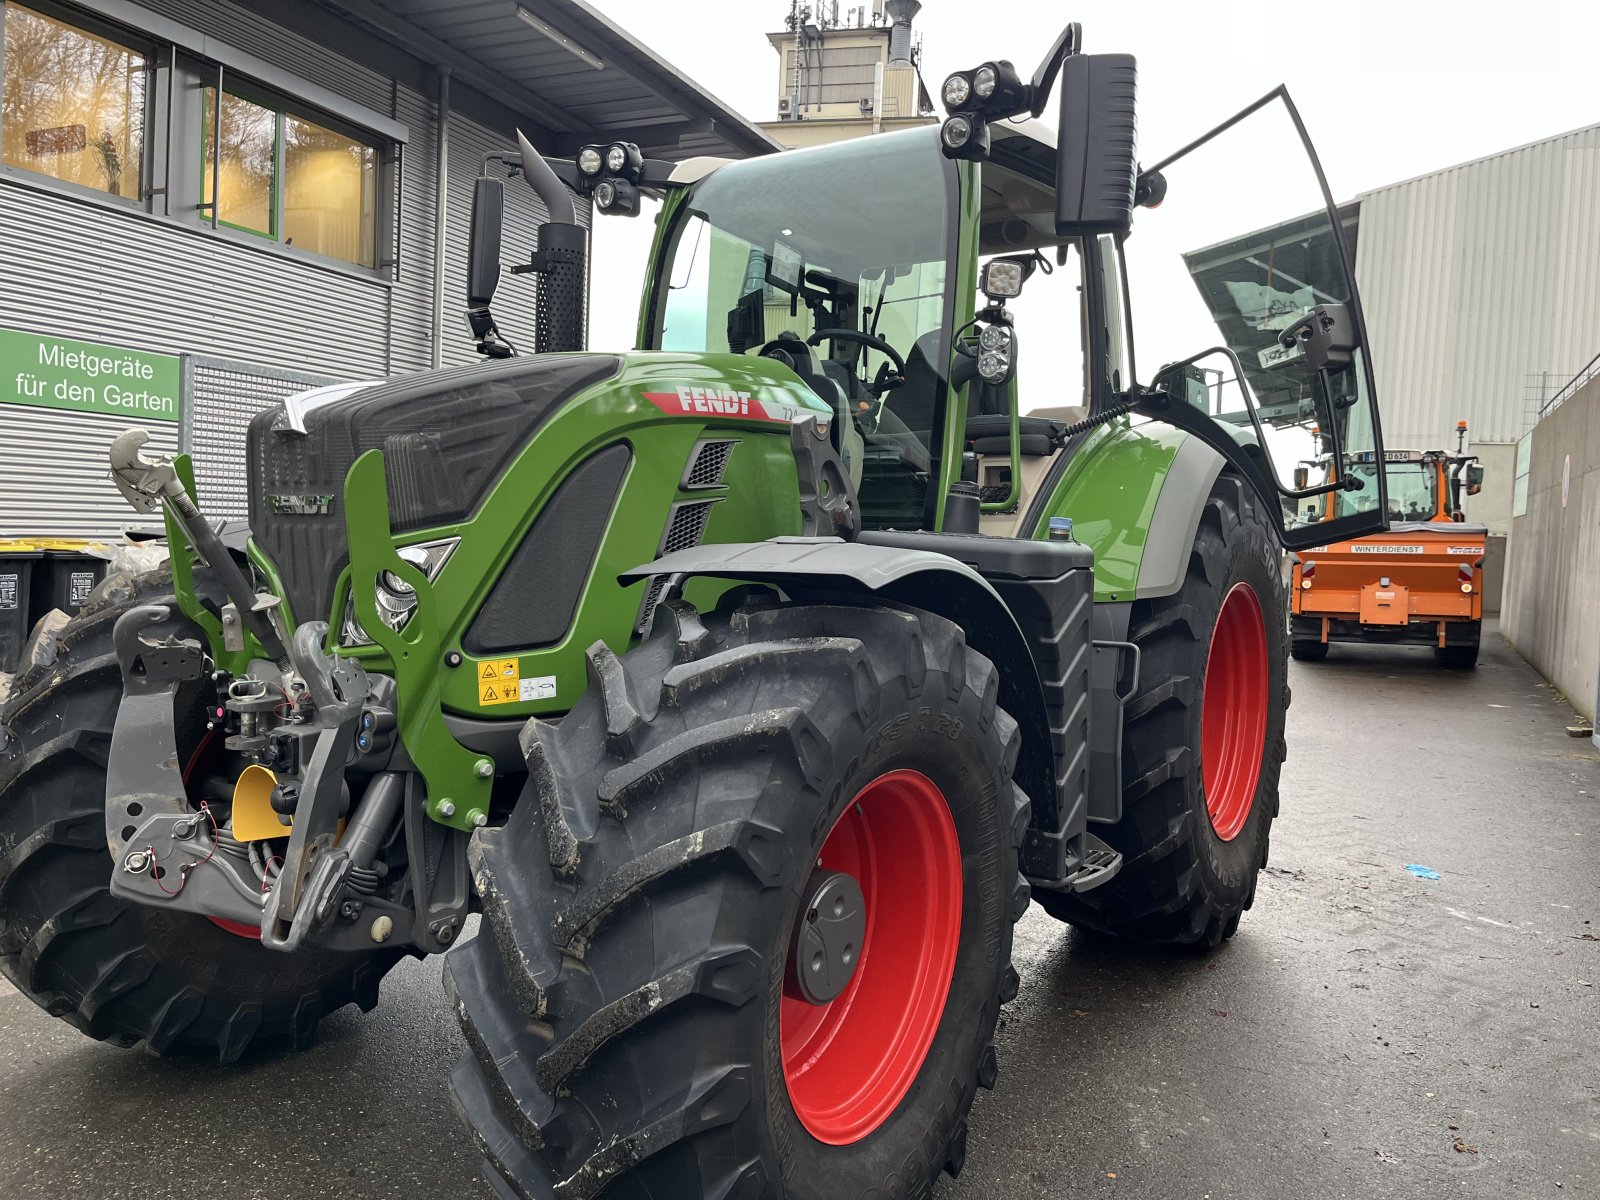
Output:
620 538 1062 872
1033 422 1224 602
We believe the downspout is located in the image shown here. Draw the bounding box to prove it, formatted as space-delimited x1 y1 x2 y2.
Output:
872 60 883 134
431 66 451 369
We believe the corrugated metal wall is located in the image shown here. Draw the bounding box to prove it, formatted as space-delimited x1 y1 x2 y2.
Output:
1 0 589 536
1354 125 1600 450
0 409 178 538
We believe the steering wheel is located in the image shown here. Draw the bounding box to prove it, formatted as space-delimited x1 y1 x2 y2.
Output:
806 328 907 396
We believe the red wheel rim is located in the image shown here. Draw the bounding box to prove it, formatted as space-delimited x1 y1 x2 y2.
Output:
1201 582 1269 841
780 769 962 1145
180 729 261 941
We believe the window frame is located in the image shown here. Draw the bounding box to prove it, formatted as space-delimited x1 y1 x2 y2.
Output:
0 0 156 208
0 0 404 281
197 66 392 272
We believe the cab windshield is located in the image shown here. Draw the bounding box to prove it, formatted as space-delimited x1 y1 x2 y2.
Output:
648 128 958 527
1372 461 1438 521
1305 459 1436 524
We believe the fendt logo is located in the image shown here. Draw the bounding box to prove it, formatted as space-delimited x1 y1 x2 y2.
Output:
640 385 813 425
643 386 754 417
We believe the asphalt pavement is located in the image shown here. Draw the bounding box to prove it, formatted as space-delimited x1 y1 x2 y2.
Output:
2 622 1597 1199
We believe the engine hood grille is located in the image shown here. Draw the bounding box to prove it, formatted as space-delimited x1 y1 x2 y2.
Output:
247 354 620 625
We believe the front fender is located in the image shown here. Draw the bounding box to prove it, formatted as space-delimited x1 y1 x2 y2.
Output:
620 537 1063 875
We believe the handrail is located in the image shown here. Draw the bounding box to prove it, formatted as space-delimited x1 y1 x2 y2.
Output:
1539 348 1600 420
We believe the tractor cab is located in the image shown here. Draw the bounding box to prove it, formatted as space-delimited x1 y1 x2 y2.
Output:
625 76 1391 552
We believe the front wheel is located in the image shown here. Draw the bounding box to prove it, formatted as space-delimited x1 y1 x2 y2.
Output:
0 568 402 1060
446 595 1030 1199
1035 473 1288 946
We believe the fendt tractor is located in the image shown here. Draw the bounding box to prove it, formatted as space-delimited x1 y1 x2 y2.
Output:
0 23 1390 1200
1289 422 1487 668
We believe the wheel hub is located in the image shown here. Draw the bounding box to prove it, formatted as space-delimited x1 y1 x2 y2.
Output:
780 769 964 1145
789 870 866 1005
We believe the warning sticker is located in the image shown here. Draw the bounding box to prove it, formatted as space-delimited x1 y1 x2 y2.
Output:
478 658 520 707
476 658 558 706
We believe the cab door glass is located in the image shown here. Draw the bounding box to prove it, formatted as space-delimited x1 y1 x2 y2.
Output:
1128 91 1386 548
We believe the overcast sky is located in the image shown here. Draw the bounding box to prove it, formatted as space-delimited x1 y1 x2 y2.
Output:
580 0 1598 358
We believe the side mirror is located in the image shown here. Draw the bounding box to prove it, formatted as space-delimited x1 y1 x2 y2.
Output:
468 176 504 309
1466 463 1484 489
1055 53 1138 236
1293 465 1309 490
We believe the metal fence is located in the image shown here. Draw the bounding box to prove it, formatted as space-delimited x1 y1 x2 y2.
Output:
1540 351 1600 424
182 356 341 520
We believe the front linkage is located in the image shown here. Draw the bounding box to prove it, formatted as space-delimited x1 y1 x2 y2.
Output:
104 432 472 958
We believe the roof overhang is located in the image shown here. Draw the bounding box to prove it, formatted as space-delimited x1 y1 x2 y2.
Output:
312 0 780 160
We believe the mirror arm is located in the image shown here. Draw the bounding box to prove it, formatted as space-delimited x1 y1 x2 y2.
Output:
1026 21 1082 117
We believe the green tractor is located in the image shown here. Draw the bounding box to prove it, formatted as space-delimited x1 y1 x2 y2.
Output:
0 24 1389 1200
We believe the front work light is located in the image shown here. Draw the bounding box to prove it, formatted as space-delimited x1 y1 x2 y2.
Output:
604 141 643 182
594 177 641 216
577 145 604 176
981 261 1024 300
941 72 972 110
976 325 1013 384
940 113 990 160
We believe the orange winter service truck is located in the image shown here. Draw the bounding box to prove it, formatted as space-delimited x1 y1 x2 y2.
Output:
1289 423 1487 669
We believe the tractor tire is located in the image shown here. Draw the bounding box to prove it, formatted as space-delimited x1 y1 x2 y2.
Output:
1035 473 1287 947
1289 639 1328 662
446 595 1029 1200
0 567 402 1061
1435 633 1480 670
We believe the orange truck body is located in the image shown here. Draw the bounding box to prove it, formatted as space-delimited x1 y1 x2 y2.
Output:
1289 442 1486 660
1289 526 1485 647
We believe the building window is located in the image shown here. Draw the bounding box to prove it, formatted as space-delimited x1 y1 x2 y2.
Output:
1 2 147 200
203 87 379 267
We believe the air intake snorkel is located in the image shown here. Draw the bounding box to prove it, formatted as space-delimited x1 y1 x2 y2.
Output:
514 129 586 354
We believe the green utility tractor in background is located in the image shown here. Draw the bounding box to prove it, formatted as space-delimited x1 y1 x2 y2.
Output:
0 23 1389 1200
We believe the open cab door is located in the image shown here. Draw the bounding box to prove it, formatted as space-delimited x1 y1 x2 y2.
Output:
1121 88 1387 549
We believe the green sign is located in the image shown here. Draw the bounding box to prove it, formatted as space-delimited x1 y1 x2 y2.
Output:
1 327 180 423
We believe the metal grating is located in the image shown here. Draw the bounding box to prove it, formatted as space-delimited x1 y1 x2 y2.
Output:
189 357 340 520
682 439 738 489
635 498 720 634
634 575 672 636
659 499 719 555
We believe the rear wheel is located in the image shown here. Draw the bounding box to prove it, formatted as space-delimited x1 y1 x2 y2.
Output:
1435 630 1480 670
1035 474 1287 946
0 568 401 1060
1289 638 1328 662
446 594 1030 1199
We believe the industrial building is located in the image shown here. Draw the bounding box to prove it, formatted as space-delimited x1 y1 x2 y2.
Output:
1347 121 1600 605
0 0 775 537
758 0 934 149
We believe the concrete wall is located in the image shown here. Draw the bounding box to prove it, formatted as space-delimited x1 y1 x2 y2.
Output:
1469 441 1517 614
1503 375 1600 719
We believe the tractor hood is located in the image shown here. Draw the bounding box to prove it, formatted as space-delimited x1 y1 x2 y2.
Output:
248 354 621 624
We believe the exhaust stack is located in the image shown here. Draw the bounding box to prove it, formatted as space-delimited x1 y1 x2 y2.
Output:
516 129 586 354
